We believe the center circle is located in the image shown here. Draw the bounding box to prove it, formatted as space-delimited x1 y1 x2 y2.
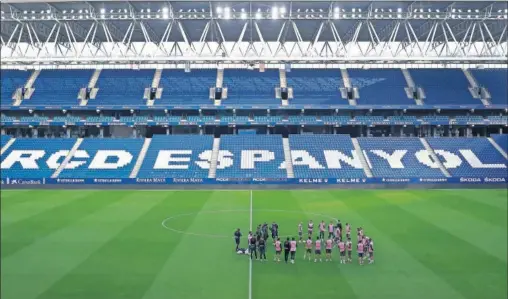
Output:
161 209 337 239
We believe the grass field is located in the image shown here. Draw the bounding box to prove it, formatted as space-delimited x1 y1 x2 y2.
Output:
1 189 507 299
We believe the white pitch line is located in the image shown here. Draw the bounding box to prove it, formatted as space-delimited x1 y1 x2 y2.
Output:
249 190 253 299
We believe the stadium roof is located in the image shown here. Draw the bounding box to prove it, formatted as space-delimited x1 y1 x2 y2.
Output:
1 1 507 65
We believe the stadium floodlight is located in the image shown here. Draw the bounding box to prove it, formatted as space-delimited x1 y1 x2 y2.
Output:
272 6 278 19
352 8 356 12
397 8 402 13
419 8 423 12
241 11 247 20
280 7 286 14
162 7 169 19
23 10 27 14
256 11 262 19
216 7 223 14
224 7 231 19
100 8 105 14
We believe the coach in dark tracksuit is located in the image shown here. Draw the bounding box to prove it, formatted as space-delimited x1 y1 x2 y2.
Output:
234 229 242 251
283 237 291 263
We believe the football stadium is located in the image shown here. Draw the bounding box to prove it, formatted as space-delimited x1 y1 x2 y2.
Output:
1 0 507 298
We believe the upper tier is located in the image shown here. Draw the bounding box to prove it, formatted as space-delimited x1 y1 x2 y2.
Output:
1 68 506 110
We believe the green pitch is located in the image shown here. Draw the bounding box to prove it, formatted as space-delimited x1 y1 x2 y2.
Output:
1 189 507 299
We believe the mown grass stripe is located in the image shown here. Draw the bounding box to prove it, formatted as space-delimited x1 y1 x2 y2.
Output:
390 191 507 262
1 191 169 299
1 191 98 226
342 190 506 299
325 190 465 299
1 191 127 259
142 191 249 299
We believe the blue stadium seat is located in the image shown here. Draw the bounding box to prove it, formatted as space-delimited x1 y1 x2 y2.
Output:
119 116 149 123
1 70 30 105
94 69 154 106
388 116 417 122
216 135 287 178
422 115 450 122
154 116 181 122
53 116 82 122
289 134 366 178
1 115 16 122
454 115 484 122
471 69 508 105
20 116 48 122
488 116 508 125
348 69 409 105
358 137 445 178
1 138 77 178
410 69 479 105
491 134 508 154
286 69 345 105
355 116 385 123
86 116 115 122
138 135 213 178
58 138 144 178
28 70 92 106
321 116 351 123
1 135 11 148
156 69 216 105
222 69 279 105
426 138 507 177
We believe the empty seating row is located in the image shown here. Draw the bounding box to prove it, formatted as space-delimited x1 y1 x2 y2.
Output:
491 134 507 154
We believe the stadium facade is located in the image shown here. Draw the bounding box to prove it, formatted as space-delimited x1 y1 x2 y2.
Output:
1 0 507 186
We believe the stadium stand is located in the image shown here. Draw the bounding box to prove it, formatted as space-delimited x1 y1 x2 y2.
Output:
156 69 216 105
289 134 366 178
491 134 508 154
488 116 508 124
222 69 279 105
454 115 485 122
426 137 507 177
20 116 48 122
1 115 16 122
58 138 144 178
348 69 410 105
358 137 445 178
471 69 508 105
95 69 154 106
28 70 92 106
1 70 30 105
286 69 344 105
137 135 213 178
410 69 479 105
216 135 287 178
154 116 182 122
119 116 149 123
0 138 77 178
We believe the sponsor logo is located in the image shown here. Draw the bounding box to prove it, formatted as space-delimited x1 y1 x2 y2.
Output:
93 178 123 183
459 177 482 183
484 177 506 183
9 179 43 185
56 178 85 184
299 178 329 184
136 178 166 184
172 178 204 184
381 178 410 183
419 178 448 183
336 178 362 184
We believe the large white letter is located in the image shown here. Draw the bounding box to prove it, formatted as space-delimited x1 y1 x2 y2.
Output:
153 150 192 169
370 150 407 169
46 150 89 169
290 150 325 169
195 150 212 169
323 150 363 169
241 150 274 169
88 150 133 169
216 150 234 169
459 149 506 169
414 150 440 169
1 150 45 169
434 150 462 169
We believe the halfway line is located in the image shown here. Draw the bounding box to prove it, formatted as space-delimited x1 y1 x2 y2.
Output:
249 190 253 299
